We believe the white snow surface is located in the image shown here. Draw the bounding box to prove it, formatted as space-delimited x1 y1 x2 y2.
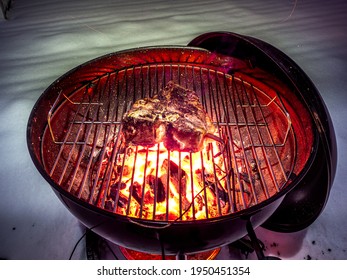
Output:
0 0 346 259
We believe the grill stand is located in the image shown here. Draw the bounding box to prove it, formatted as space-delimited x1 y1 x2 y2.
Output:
245 220 280 260
83 220 280 260
175 252 187 260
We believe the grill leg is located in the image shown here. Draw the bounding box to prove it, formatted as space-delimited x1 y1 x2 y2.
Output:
176 252 187 260
246 220 280 260
85 229 101 260
155 231 187 260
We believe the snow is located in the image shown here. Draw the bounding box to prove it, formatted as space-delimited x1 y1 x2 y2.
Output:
0 0 346 260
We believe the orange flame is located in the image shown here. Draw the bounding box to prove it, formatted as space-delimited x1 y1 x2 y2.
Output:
100 140 230 221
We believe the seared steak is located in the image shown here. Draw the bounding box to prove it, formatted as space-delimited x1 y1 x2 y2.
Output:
122 81 216 152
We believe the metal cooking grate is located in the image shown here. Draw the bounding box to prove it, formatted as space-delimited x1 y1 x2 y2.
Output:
43 63 295 222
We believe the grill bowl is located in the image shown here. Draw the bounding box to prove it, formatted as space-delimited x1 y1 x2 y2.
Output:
27 33 335 254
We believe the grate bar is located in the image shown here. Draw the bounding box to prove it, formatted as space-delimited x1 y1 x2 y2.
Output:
250 84 291 187
45 63 295 221
226 73 258 208
49 85 100 178
239 79 279 195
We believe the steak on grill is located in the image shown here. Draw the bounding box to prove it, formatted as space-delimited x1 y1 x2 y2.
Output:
122 81 216 152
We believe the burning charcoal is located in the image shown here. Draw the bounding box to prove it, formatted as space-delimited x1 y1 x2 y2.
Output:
117 194 128 208
195 169 228 208
195 168 203 176
206 182 229 207
131 181 143 204
195 194 204 212
249 159 258 172
161 159 191 212
162 159 187 195
115 165 131 177
146 174 166 203
154 213 167 221
108 183 127 209
143 190 154 206
109 182 126 200
104 200 114 211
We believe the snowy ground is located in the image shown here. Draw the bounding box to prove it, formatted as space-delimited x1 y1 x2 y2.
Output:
0 0 346 260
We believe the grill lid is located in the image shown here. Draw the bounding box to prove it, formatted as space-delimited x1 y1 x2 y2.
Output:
188 31 337 232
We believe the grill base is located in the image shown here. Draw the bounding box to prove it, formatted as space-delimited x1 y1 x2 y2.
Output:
119 246 220 260
84 222 279 260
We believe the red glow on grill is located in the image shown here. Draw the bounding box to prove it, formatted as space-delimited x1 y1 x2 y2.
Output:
119 246 220 260
97 140 240 221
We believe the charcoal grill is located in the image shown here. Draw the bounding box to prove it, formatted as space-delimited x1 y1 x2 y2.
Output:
27 32 336 256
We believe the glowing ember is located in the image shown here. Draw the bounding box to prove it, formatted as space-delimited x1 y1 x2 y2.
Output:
95 140 239 221
119 246 221 260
